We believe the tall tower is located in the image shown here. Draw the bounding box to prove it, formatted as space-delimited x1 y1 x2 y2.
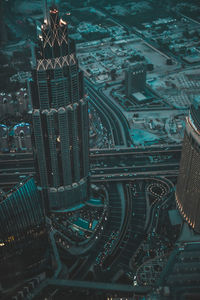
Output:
176 97 200 232
29 5 89 211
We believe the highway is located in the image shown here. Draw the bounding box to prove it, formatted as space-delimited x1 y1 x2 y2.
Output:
0 146 181 164
91 162 179 174
90 147 181 169
91 170 178 183
0 157 179 171
90 145 182 156
0 147 180 188
0 146 181 169
85 78 131 147
87 85 123 146
97 86 131 146
88 93 116 145
0 169 179 188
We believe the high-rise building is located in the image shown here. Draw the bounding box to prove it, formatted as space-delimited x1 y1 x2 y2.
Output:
125 63 146 97
0 177 45 248
0 177 49 290
176 97 200 232
29 6 89 211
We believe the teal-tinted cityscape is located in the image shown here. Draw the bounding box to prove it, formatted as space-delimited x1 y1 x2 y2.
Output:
0 0 200 299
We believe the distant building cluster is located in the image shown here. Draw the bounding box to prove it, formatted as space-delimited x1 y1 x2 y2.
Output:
77 34 146 84
77 22 107 34
0 123 32 153
0 88 29 118
10 71 31 83
141 16 200 64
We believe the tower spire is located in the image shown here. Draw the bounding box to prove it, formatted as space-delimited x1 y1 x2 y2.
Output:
43 0 57 24
43 0 48 24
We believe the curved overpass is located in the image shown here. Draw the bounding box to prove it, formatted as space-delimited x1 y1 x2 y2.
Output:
85 78 131 147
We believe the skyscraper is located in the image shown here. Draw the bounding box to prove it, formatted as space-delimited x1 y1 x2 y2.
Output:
176 97 200 232
29 6 89 211
0 177 45 247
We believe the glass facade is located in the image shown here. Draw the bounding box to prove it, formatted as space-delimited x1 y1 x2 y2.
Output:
0 177 44 244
